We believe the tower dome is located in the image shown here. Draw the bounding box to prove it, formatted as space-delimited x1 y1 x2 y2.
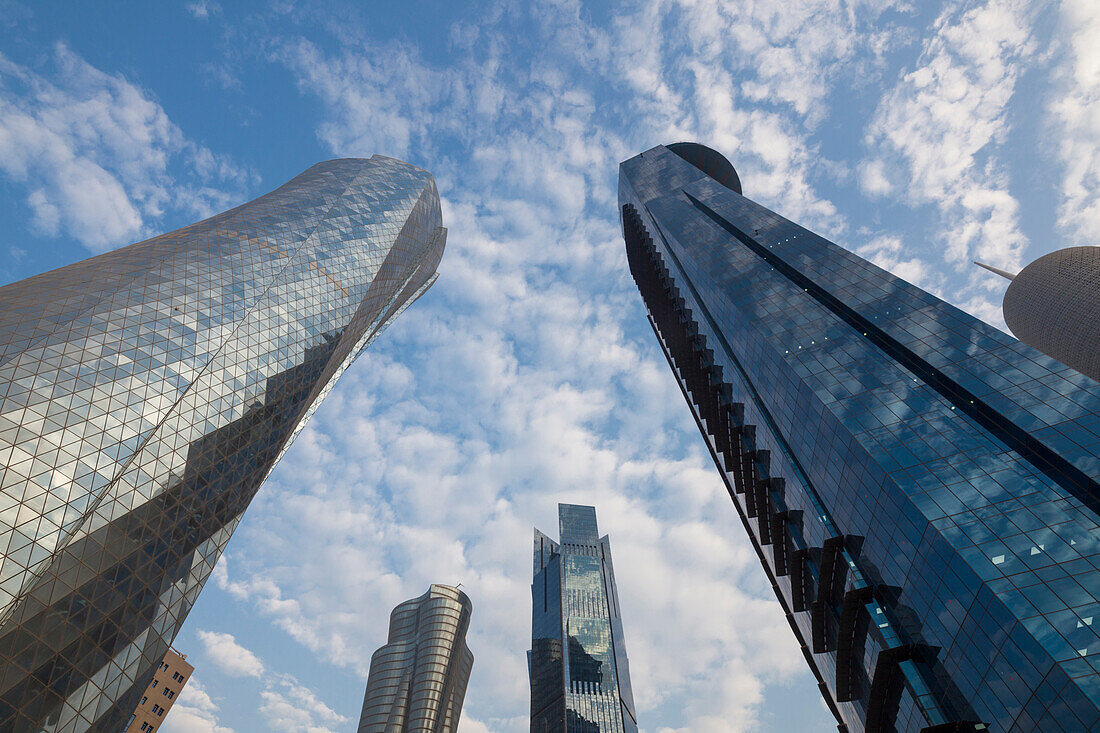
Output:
1003 246 1100 381
666 142 742 194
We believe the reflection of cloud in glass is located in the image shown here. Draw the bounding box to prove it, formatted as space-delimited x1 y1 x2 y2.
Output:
529 504 638 733
0 156 445 731
568 617 614 690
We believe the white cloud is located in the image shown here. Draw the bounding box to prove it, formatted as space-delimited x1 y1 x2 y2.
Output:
186 1 221 20
0 44 253 251
161 679 235 733
259 676 348 733
856 233 938 292
187 0 1061 729
218 8 835 731
186 628 345 732
608 0 916 238
1049 0 1100 240
196 630 265 679
859 158 893 197
660 0 909 125
862 0 1033 270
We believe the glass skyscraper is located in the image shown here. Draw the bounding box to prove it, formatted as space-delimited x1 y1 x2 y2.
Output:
620 142 1100 731
0 156 446 731
530 503 636 733
357 584 474 733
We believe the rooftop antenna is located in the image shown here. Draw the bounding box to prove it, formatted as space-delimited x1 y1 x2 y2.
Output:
973 261 1017 281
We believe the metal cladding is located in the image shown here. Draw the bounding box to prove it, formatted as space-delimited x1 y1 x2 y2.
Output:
0 156 446 731
530 504 637 733
1003 246 1100 382
357 585 474 733
619 143 1100 732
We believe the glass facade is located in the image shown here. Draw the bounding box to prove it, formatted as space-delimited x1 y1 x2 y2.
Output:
0 156 446 731
357 584 474 733
530 504 637 733
619 143 1100 731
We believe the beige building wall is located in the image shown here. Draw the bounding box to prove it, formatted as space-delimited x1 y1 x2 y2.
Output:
125 648 194 733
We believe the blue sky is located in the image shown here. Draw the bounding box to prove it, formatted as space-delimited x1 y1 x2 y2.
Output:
1 1 1097 731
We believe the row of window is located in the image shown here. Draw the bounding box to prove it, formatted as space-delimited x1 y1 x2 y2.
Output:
623 203 970 731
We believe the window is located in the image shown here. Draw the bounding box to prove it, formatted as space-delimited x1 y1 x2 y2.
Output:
140 696 147 705
162 687 175 698
151 704 163 716
141 723 156 732
151 679 158 688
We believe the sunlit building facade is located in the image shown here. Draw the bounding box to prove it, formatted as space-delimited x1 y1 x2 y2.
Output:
0 156 446 731
358 584 474 733
620 143 1100 731
529 504 636 733
125 647 193 733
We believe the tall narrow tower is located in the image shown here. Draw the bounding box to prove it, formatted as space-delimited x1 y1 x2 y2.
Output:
529 504 637 733
358 585 474 733
620 143 1100 731
974 246 1100 383
0 156 446 731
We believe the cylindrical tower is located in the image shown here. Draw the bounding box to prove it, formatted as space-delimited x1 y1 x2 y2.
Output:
358 585 474 733
1002 246 1100 382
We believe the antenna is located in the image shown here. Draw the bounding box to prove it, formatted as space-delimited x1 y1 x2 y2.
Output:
973 261 1017 281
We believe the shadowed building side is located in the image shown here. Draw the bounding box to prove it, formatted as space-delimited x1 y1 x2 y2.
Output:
358 585 474 733
0 156 446 731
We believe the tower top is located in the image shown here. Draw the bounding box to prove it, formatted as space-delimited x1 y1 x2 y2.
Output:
666 142 742 194
558 503 599 544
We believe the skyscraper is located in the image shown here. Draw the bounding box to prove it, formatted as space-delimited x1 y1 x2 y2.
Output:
530 504 636 733
125 647 193 733
620 143 1100 731
357 584 473 733
0 156 446 731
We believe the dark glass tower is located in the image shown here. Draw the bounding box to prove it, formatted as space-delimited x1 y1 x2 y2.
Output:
620 143 1100 731
358 584 473 733
0 156 446 731
530 504 636 733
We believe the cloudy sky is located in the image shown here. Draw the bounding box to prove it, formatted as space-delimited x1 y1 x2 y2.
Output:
1 1 1098 731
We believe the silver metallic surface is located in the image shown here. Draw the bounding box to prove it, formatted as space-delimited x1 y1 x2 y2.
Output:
358 585 474 733
0 156 446 731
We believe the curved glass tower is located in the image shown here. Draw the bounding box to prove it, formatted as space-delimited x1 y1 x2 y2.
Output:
0 156 446 731
529 503 636 733
620 143 1100 731
357 584 474 733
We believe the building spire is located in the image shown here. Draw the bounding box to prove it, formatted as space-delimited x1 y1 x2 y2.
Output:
973 261 1017 281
